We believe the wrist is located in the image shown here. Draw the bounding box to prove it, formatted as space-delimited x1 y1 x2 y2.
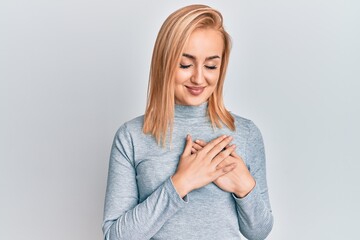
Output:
234 178 256 198
171 173 191 199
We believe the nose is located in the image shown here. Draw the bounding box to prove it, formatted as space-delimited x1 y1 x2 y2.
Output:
190 66 205 85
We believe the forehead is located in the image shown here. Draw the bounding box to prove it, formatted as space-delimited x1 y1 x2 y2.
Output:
182 28 224 57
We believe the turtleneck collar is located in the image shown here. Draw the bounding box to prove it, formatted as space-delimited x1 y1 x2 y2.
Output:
174 102 208 119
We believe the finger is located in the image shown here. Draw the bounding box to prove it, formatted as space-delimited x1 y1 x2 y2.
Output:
213 163 237 179
201 135 227 154
182 134 193 157
212 144 236 167
207 136 233 160
193 143 203 151
225 144 237 154
230 150 241 158
191 147 196 154
224 146 241 159
195 139 207 147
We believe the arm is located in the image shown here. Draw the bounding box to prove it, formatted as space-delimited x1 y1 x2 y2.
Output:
102 124 188 240
233 120 273 240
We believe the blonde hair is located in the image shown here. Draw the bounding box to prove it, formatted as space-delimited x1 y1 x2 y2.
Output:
143 4 235 147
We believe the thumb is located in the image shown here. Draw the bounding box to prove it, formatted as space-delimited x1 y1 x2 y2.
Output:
182 134 192 157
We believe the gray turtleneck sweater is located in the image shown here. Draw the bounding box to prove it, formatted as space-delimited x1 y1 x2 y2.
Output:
102 103 273 240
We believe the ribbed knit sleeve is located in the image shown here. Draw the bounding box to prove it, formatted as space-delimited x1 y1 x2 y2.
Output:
233 120 274 240
102 124 188 240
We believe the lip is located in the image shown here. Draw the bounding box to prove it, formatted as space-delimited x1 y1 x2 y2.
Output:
185 86 205 96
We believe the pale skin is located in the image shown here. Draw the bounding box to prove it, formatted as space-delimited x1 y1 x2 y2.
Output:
192 139 256 198
171 28 256 199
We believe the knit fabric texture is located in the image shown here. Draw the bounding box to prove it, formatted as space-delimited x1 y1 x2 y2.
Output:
102 102 273 240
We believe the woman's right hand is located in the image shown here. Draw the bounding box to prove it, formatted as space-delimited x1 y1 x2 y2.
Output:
171 134 237 198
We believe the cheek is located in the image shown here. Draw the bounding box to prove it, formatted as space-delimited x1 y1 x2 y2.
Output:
205 71 220 86
175 70 191 84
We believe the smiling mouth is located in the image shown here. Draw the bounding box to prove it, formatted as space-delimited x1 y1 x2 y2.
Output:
185 86 205 96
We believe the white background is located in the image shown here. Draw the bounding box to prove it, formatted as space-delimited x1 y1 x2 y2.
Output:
1 0 359 239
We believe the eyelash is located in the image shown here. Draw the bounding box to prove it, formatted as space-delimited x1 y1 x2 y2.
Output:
179 64 192 69
206 65 217 70
179 64 217 70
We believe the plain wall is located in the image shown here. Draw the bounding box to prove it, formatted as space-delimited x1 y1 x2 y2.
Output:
1 0 359 239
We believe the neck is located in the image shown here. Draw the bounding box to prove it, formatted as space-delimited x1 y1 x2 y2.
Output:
174 102 208 118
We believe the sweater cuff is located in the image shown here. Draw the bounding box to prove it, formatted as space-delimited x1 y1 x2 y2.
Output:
167 177 189 204
232 182 261 207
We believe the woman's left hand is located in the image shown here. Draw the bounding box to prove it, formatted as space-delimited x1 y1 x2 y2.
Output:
192 139 256 198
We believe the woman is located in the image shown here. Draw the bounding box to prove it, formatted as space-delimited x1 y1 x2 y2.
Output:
102 4 273 240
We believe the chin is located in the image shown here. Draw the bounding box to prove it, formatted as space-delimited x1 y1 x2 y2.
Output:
183 98 208 106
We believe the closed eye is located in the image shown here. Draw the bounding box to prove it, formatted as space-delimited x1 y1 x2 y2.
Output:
180 64 192 69
205 65 217 70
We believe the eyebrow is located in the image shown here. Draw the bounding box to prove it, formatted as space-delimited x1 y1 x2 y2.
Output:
182 53 221 61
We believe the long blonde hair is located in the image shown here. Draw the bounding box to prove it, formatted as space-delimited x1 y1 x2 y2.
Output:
143 4 235 147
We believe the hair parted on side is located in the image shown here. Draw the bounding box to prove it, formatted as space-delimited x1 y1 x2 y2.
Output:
143 4 235 147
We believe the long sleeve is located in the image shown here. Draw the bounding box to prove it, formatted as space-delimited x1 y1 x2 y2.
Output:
102 124 188 240
233 120 274 240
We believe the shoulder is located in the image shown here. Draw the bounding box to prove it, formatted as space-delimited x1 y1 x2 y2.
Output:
115 115 144 135
110 115 145 159
230 112 262 138
113 115 145 146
